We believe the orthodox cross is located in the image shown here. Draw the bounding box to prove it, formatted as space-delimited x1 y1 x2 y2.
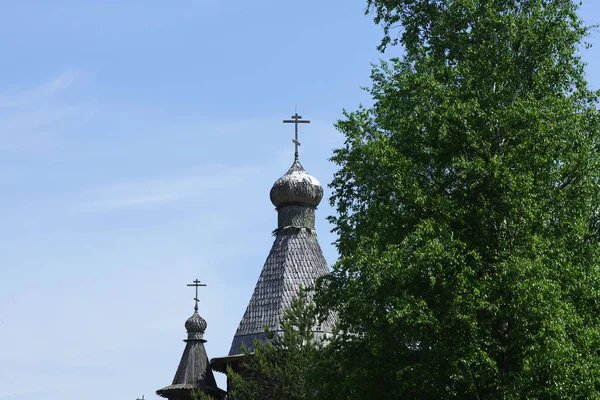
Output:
187 279 206 312
283 112 310 161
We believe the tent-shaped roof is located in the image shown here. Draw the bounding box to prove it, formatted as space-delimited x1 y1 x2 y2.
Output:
157 306 225 399
227 160 334 356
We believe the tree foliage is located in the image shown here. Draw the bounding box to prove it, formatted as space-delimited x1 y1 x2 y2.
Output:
226 289 324 400
191 389 217 400
318 0 600 398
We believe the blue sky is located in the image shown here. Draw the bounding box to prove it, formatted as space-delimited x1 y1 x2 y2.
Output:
0 2 599 399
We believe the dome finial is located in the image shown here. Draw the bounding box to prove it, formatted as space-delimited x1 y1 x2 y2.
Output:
283 111 310 161
185 279 207 340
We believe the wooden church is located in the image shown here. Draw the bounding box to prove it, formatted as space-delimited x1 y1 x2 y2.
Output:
156 114 332 399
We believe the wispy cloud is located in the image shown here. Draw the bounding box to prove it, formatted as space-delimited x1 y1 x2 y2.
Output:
0 69 83 154
75 165 262 213
0 69 79 109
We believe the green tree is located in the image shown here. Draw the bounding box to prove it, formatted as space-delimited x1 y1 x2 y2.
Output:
191 389 216 400
227 289 324 400
318 0 600 398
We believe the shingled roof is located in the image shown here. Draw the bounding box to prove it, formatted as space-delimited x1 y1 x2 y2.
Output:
227 159 334 356
157 305 226 399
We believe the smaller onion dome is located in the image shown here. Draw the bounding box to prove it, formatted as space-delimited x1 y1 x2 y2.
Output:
185 311 207 340
270 160 323 208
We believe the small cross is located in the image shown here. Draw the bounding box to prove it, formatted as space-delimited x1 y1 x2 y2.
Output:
283 112 310 161
187 279 207 312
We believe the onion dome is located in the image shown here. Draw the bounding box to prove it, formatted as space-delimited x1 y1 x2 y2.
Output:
157 281 225 400
185 311 207 340
270 160 323 208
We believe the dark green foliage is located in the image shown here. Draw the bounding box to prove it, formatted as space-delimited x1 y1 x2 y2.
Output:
318 0 600 398
227 289 323 400
191 389 216 400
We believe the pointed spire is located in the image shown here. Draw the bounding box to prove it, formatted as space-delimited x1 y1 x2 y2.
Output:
221 118 333 356
156 280 225 399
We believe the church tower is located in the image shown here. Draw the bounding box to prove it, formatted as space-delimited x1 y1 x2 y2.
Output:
212 113 334 372
157 280 226 400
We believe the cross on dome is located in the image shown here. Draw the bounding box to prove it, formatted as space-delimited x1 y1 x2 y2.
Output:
283 112 310 161
187 279 206 312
